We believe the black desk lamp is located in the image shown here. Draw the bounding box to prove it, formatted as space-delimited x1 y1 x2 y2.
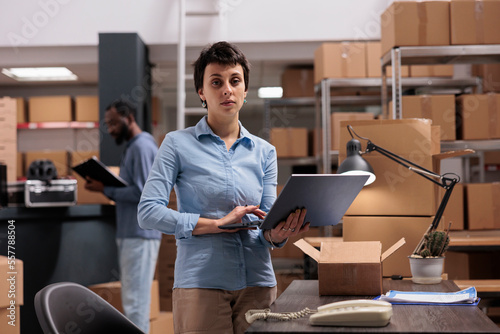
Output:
337 125 460 255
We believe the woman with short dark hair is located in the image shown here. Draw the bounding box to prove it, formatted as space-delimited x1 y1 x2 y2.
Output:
138 41 310 334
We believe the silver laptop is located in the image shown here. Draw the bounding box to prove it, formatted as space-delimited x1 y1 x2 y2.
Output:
218 174 368 230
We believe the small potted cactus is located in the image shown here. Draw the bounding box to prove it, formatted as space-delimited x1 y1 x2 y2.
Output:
409 227 450 284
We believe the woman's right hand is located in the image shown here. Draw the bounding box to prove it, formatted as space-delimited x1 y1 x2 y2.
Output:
267 208 310 244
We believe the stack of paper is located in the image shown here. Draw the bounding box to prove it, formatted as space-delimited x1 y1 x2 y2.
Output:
377 287 478 305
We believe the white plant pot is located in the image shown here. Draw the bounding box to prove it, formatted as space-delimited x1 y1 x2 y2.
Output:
408 256 445 284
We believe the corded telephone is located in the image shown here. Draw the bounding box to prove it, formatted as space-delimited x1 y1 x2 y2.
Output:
245 299 392 327
309 299 393 327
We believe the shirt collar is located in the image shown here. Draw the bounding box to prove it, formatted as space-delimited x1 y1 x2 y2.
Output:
194 116 255 148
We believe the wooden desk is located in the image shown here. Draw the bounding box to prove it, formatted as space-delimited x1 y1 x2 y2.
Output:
246 280 500 333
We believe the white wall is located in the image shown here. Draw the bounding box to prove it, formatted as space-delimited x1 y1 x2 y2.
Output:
1 0 391 48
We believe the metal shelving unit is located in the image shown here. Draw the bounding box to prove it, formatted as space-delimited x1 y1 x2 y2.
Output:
17 122 98 129
381 45 500 183
441 140 500 182
317 77 481 174
381 44 500 119
263 94 380 170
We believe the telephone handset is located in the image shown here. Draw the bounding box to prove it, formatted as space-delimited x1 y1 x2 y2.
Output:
309 299 393 327
245 299 392 327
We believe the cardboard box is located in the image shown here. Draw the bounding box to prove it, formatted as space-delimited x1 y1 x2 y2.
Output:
450 0 500 45
16 152 24 180
410 65 454 77
88 280 160 320
28 96 73 122
150 312 173 334
270 128 309 158
366 41 382 78
0 98 17 182
366 41 410 78
456 94 500 140
331 112 375 150
70 151 112 204
0 143 17 182
314 42 367 83
270 227 320 259
74 96 99 122
472 63 500 93
465 183 500 230
485 151 500 165
150 311 174 334
0 256 24 308
442 183 464 231
281 67 315 98
294 238 405 295
0 306 20 334
339 119 467 216
0 97 17 140
381 1 450 55
25 150 69 177
386 65 410 78
14 97 26 123
312 113 375 156
343 216 441 277
393 95 456 141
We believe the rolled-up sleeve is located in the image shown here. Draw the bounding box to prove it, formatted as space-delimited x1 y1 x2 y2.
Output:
138 134 200 239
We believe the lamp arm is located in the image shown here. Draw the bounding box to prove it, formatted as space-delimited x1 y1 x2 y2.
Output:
412 178 458 255
366 142 444 188
346 126 461 256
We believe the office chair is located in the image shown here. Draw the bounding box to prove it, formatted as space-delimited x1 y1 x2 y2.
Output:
34 282 145 334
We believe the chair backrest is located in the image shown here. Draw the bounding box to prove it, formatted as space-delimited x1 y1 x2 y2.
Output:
34 282 145 334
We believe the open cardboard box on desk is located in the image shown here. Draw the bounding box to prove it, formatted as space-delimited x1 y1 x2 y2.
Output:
294 238 405 296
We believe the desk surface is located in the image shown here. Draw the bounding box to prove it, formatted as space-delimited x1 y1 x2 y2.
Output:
246 280 500 333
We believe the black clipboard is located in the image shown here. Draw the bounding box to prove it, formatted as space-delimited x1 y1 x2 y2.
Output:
72 156 128 187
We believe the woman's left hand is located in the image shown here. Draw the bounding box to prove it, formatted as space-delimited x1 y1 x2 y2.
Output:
269 208 310 244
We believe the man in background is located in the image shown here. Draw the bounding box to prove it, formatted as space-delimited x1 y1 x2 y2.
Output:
85 99 161 333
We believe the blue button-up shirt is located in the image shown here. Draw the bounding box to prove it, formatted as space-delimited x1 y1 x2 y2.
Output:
138 116 280 290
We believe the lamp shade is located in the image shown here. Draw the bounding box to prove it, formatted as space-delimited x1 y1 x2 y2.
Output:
337 139 376 186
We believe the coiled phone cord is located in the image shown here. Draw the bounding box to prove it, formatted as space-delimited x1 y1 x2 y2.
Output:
245 307 316 324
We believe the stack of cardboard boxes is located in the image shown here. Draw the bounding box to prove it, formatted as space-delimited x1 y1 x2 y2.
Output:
312 41 451 86
338 119 467 277
381 0 500 53
4 94 115 205
0 98 17 183
390 93 500 143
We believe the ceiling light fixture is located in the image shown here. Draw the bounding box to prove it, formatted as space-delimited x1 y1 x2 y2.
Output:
1 67 78 82
258 87 283 99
